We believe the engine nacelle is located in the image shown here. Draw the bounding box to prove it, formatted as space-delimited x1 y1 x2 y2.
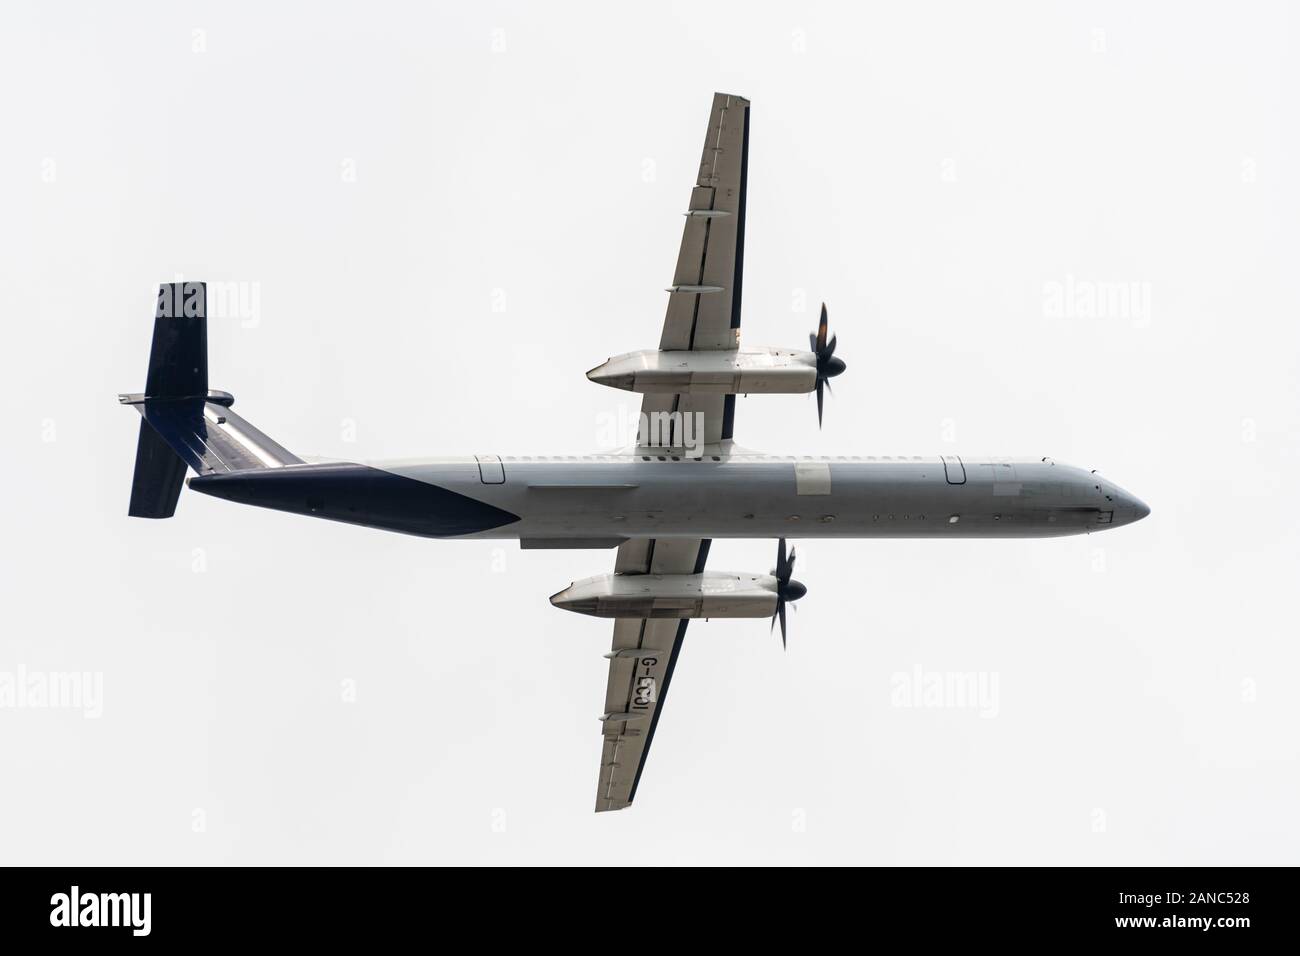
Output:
586 347 817 395
550 571 780 619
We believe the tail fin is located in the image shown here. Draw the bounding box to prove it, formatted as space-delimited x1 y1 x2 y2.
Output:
127 418 190 518
145 281 209 400
121 281 300 518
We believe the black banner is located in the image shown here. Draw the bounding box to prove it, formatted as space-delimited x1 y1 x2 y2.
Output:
0 866 1288 943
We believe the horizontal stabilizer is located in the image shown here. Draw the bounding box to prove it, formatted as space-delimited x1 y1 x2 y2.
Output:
125 398 301 475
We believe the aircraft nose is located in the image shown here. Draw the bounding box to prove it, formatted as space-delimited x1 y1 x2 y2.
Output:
1113 489 1150 526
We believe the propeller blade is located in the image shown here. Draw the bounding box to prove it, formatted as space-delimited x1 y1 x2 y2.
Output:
824 332 837 360
771 538 803 649
816 379 825 428
816 303 829 353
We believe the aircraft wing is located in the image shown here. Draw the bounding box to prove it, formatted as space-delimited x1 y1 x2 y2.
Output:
593 93 749 811
595 537 711 812
641 92 750 448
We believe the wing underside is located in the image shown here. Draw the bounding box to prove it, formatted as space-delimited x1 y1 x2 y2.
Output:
641 92 749 448
595 537 711 812
593 93 751 811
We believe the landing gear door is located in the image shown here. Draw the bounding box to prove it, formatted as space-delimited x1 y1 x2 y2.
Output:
475 454 505 484
941 455 966 485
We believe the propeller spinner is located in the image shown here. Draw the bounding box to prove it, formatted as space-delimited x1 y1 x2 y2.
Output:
770 537 807 649
810 303 847 428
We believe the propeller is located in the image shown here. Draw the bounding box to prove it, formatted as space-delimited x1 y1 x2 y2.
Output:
810 303 847 428
770 537 808 649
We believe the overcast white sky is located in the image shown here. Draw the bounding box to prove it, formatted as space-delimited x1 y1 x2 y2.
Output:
1 0 1296 864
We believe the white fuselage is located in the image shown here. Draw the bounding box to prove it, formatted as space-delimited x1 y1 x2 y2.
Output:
377 453 1148 541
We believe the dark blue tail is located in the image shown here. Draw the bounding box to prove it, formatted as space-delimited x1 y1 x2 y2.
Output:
144 281 209 400
122 282 299 518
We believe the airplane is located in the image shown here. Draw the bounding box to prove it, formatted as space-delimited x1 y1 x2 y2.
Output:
120 93 1149 812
